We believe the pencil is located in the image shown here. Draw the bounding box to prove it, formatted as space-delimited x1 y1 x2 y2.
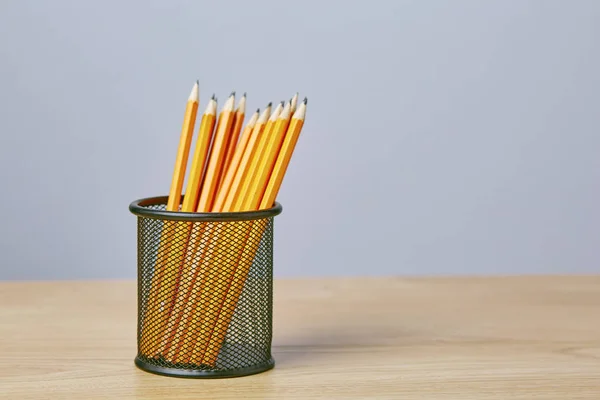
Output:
222 105 272 212
160 109 259 360
290 92 299 114
242 101 291 210
195 102 291 364
159 97 218 357
154 93 234 361
213 109 260 210
177 106 272 364
202 99 306 365
221 93 246 179
196 93 236 212
234 101 283 211
260 99 306 209
140 81 199 356
166 81 200 211
181 96 218 212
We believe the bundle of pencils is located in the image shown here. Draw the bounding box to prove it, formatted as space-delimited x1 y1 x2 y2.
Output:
141 81 307 366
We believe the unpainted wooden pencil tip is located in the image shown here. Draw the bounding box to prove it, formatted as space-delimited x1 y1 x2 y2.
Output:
267 102 272 107
256 108 260 113
243 92 247 97
303 97 308 104
230 91 236 97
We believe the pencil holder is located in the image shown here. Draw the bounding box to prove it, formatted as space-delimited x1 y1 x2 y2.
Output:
129 195 282 378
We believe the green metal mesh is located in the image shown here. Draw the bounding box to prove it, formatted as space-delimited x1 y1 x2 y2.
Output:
134 201 275 377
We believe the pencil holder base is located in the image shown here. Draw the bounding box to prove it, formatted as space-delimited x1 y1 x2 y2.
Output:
134 356 275 379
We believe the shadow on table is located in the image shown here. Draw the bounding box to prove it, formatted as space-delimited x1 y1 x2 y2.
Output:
272 322 416 366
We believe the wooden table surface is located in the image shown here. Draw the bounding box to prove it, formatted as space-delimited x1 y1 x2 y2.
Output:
0 277 599 399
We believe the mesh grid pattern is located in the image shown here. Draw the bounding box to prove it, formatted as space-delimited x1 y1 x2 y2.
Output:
135 202 274 374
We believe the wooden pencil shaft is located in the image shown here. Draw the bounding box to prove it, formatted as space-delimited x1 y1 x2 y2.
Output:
160 222 208 361
223 107 271 211
221 96 246 179
159 98 236 360
241 105 291 211
181 104 217 212
181 108 274 361
166 85 199 211
153 98 220 359
155 106 218 357
196 96 235 212
203 105 306 365
260 113 305 208
140 83 198 356
213 111 258 211
215 103 244 194
234 104 282 211
165 106 267 361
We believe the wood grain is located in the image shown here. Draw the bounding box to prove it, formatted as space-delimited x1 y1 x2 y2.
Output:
0 277 599 399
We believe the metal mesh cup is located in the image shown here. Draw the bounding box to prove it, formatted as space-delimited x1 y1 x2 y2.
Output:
129 196 282 378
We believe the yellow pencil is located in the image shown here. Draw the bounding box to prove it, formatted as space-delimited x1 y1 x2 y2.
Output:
160 97 218 357
166 82 200 211
221 93 246 181
181 96 218 212
242 101 291 210
161 108 259 360
197 93 236 212
260 99 305 209
290 92 299 114
213 109 259 210
222 105 272 212
195 102 292 364
234 101 283 211
177 106 271 364
202 99 306 365
140 81 199 356
153 93 234 361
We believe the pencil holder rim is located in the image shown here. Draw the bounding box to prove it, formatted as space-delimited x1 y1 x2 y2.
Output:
129 195 282 222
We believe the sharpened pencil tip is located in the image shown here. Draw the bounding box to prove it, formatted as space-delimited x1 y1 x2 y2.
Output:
230 91 235 97
267 102 272 107
243 92 247 97
211 93 216 100
303 97 307 104
188 82 199 101
256 108 260 113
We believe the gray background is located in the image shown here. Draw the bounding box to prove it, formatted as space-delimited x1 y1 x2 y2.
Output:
0 0 598 280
